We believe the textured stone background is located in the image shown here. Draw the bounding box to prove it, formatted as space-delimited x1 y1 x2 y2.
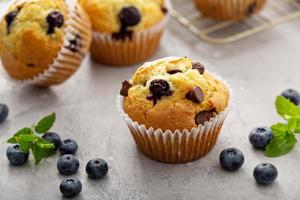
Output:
0 1 300 200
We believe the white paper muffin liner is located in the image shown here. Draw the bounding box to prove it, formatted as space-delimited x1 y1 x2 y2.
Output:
1 0 92 86
90 0 172 66
116 58 232 163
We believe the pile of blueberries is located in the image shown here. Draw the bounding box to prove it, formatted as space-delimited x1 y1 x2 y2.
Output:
219 126 277 185
219 88 300 184
6 131 109 198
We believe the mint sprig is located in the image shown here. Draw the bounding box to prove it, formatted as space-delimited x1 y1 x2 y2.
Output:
265 96 300 157
7 113 56 164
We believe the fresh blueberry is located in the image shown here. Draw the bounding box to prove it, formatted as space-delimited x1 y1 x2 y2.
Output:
0 103 9 124
86 158 109 179
249 127 273 149
219 147 244 171
60 177 82 198
42 132 61 150
282 89 300 105
57 154 79 175
6 144 29 166
59 139 78 155
253 163 278 184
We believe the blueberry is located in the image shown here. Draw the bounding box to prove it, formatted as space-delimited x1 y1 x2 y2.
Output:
46 11 64 34
253 163 278 184
282 89 300 105
249 127 273 149
57 154 79 175
6 144 29 166
60 177 82 198
119 6 141 27
5 10 19 34
219 148 244 171
59 139 78 155
42 132 61 150
86 158 109 179
0 103 9 124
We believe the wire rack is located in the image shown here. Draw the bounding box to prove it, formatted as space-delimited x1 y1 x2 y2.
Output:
171 0 300 44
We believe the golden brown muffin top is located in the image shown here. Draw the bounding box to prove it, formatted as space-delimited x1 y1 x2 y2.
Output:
121 57 230 132
0 0 69 79
79 0 167 33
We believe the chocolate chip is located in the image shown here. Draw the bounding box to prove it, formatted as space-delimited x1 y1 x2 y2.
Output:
247 1 257 16
26 64 35 67
112 30 133 41
195 109 216 125
5 10 19 34
46 11 64 34
66 35 81 52
192 62 205 75
186 86 204 103
120 80 132 97
147 79 172 105
167 69 182 75
119 6 141 27
161 6 168 14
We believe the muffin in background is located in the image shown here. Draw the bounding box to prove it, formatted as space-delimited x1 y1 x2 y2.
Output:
0 0 92 86
118 57 230 163
79 0 171 66
194 0 266 21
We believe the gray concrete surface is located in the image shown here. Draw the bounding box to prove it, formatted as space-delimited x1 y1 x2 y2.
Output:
1 1 300 200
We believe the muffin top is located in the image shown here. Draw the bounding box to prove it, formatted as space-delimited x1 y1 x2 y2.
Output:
79 0 167 35
121 57 230 132
0 0 69 79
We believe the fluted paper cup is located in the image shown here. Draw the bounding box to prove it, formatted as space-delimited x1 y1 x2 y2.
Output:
91 0 172 66
194 0 266 21
117 77 231 164
1 0 92 86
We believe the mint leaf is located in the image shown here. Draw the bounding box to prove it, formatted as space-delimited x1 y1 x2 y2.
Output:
294 120 300 134
32 138 55 165
265 133 297 157
19 140 33 153
276 96 300 120
35 113 56 134
271 123 288 136
7 127 32 143
288 118 299 132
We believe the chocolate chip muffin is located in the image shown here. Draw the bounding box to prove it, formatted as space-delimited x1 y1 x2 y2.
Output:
121 57 229 131
118 57 230 163
0 0 92 86
79 0 170 66
195 0 266 21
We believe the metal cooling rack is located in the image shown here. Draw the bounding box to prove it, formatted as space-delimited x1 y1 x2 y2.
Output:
171 0 300 44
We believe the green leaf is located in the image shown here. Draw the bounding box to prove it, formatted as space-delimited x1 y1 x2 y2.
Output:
271 123 289 136
7 127 32 143
294 120 300 134
32 138 55 165
288 118 300 132
265 133 297 157
35 113 56 134
276 96 300 120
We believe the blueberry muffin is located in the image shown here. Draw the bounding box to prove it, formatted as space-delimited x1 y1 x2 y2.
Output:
79 0 170 66
195 0 266 21
121 57 229 131
118 57 230 163
0 0 92 86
